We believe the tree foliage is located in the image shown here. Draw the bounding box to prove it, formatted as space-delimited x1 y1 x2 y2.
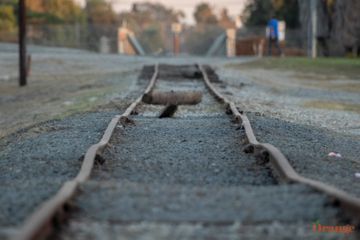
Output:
333 0 360 50
242 0 300 28
84 0 118 51
194 3 218 25
218 8 236 29
131 2 184 23
27 0 84 24
86 0 117 25
119 2 184 53
298 0 360 56
0 0 17 32
0 5 16 32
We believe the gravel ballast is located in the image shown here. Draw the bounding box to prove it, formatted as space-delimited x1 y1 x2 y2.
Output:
70 182 338 223
0 111 118 238
247 113 360 198
2 62 358 239
94 116 275 186
56 65 358 240
59 113 352 239
60 221 353 240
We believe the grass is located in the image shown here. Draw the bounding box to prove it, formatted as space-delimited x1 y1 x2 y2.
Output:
53 84 126 119
303 100 360 113
227 57 360 79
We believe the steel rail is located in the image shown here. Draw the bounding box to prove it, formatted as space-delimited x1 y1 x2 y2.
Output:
198 64 360 222
14 64 159 240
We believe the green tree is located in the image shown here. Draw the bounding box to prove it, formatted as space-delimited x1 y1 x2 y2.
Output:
275 0 299 28
0 5 16 32
43 0 83 23
22 0 86 48
85 0 117 51
27 0 84 24
194 3 218 25
242 0 299 28
86 0 116 24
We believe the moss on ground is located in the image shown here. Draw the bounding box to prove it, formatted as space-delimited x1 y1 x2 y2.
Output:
303 100 360 113
227 57 360 79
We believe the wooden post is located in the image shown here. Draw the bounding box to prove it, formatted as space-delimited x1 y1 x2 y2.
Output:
310 0 317 58
226 29 236 57
173 33 180 56
19 0 27 86
171 23 182 56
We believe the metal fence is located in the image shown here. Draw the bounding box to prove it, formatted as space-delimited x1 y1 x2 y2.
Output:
0 23 306 56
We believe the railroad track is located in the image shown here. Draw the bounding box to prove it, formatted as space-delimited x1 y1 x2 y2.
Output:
14 64 360 240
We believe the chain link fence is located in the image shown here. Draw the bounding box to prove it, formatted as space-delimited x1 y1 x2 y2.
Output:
0 23 306 56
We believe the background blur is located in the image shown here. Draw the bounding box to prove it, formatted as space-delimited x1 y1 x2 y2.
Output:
0 0 359 57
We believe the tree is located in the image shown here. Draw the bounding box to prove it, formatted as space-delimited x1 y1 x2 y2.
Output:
298 0 360 56
27 0 44 13
194 3 218 25
43 0 83 23
218 8 236 29
242 0 299 28
274 0 299 28
0 5 16 32
333 0 360 55
0 0 17 33
131 2 184 23
85 0 117 51
119 2 184 53
27 0 84 24
86 0 116 25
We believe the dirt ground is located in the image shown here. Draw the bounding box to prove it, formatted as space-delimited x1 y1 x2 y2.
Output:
0 43 242 138
221 58 360 136
1 43 359 140
0 44 144 138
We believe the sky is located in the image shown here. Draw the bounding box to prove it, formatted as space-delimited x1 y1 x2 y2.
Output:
75 0 248 25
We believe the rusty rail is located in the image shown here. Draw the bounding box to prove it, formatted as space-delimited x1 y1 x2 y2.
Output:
14 64 159 240
14 63 360 239
198 64 360 222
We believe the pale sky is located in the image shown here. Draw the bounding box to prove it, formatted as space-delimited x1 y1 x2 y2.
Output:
75 0 248 25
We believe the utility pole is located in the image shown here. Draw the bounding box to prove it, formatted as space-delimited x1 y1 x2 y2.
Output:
310 0 317 58
173 32 180 56
19 0 27 86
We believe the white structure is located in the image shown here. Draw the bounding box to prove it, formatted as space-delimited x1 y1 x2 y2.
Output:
226 29 236 57
278 21 286 42
117 27 145 56
99 36 110 54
